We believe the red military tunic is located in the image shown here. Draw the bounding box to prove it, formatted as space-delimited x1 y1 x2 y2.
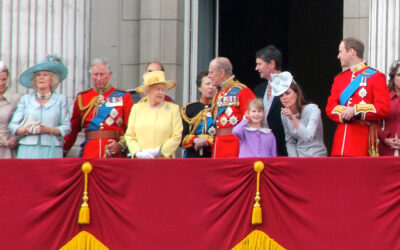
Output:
212 77 255 158
64 84 133 158
326 63 390 156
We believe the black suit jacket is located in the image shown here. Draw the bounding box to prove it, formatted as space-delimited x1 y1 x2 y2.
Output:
253 82 288 156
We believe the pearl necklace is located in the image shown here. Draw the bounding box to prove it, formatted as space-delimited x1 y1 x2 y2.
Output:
36 91 52 100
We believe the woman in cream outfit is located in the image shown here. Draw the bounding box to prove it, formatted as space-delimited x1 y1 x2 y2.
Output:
0 62 20 158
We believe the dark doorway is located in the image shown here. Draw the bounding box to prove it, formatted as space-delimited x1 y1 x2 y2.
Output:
218 0 343 152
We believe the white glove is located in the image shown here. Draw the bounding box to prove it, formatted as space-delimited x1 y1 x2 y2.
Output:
135 150 154 159
193 138 208 151
27 121 42 135
142 148 160 157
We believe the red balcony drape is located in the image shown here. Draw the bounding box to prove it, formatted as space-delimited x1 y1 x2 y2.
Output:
0 157 399 249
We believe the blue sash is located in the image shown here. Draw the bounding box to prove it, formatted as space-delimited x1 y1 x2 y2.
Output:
87 90 126 131
339 68 377 105
194 117 214 135
216 87 241 118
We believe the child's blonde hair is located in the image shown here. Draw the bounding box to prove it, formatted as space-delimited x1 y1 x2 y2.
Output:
247 98 265 127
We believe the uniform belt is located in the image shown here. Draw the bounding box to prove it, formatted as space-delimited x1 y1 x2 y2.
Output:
86 130 122 140
216 127 233 136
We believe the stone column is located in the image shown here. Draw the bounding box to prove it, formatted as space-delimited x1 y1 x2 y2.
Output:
343 0 371 61
369 0 400 74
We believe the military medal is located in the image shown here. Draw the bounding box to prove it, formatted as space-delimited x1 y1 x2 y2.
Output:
225 107 233 116
105 117 114 126
110 108 119 119
208 126 216 136
358 88 367 99
98 94 105 105
229 115 238 125
116 117 123 127
220 116 228 126
106 94 123 107
360 76 367 87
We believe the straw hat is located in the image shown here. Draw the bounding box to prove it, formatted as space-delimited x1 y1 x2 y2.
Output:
270 71 293 96
135 71 176 94
19 56 68 89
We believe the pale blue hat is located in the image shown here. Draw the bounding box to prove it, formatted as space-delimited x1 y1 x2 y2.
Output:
19 56 68 88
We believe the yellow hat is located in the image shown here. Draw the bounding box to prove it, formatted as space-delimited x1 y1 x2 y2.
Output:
135 71 176 94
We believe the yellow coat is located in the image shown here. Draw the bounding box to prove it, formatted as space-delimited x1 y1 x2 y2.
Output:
125 101 183 158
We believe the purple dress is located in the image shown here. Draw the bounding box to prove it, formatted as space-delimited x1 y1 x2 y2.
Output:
232 119 277 158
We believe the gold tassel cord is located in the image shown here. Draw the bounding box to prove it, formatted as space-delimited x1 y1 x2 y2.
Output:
60 231 109 250
78 162 93 225
232 230 286 250
252 161 264 225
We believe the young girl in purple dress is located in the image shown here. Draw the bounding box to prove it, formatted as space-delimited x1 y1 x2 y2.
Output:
232 98 277 158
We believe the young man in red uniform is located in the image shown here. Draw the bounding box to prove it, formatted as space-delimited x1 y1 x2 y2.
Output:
326 37 390 156
208 57 255 158
64 58 134 158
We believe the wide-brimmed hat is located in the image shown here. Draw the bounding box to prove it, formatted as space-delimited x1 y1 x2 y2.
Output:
270 71 293 96
19 56 68 88
135 71 176 94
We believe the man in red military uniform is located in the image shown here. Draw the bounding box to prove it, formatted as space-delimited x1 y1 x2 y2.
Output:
326 37 390 156
208 57 255 158
64 58 134 158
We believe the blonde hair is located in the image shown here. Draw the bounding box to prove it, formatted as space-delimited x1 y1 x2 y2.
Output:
31 71 60 91
0 61 9 75
247 98 265 126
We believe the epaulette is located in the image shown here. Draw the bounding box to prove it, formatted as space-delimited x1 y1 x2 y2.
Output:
183 101 200 110
367 66 381 73
114 87 127 93
181 102 198 122
232 81 247 89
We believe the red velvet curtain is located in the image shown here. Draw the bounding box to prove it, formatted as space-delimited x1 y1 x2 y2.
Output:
0 157 399 249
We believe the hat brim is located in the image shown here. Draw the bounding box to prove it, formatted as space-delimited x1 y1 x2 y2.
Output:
20 62 68 88
135 80 176 95
271 87 289 97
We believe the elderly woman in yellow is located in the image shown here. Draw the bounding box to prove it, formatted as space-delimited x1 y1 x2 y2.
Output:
125 71 183 158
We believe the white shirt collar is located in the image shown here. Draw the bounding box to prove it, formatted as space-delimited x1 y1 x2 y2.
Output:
244 127 272 134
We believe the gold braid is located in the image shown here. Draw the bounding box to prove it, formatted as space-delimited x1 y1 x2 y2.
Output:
77 94 100 127
181 104 212 135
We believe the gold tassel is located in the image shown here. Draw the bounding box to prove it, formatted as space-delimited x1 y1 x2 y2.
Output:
232 229 286 250
60 231 109 250
368 122 379 157
251 161 264 225
78 162 93 224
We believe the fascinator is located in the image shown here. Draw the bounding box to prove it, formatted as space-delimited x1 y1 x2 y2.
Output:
270 71 293 96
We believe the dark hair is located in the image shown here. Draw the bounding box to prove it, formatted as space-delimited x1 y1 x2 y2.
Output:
286 81 309 113
342 37 364 59
145 61 165 72
388 60 400 91
255 45 282 70
196 71 209 88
